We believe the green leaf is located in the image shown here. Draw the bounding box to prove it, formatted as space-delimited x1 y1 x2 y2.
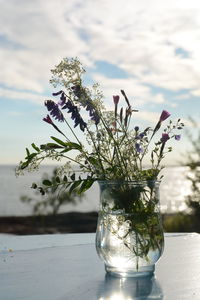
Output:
20 161 29 169
51 136 67 147
51 137 82 152
70 173 75 181
26 148 30 156
55 176 60 183
63 175 68 182
31 143 40 152
38 187 45 196
31 183 37 189
141 168 159 180
25 152 38 161
78 178 95 194
40 143 63 150
60 142 82 153
28 153 38 160
69 180 81 194
65 142 82 151
87 156 99 166
42 180 52 186
60 148 71 153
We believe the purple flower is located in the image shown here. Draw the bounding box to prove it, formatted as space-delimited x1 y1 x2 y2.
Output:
90 111 100 124
139 133 145 139
58 92 66 106
86 103 100 125
175 134 181 141
43 114 53 124
52 90 66 107
62 100 87 131
84 100 99 124
45 100 64 122
135 143 143 153
159 110 171 122
70 86 100 125
74 114 87 131
161 133 170 143
113 95 120 105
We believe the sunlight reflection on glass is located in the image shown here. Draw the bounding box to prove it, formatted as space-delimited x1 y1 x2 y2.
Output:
97 274 163 300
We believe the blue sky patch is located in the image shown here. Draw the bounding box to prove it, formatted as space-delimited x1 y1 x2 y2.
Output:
175 47 190 58
0 35 25 50
78 29 90 42
94 60 129 78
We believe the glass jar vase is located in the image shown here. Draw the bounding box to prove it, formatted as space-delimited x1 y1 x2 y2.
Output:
95 181 164 277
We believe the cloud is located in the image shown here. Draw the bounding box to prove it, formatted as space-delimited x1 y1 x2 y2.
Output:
92 74 167 109
6 111 24 117
134 111 160 124
190 89 200 97
0 87 45 104
1 0 200 108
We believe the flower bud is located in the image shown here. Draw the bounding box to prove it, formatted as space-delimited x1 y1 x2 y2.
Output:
159 110 171 122
113 95 120 105
161 133 170 143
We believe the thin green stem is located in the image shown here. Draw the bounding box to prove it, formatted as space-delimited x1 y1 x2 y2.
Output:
99 114 131 180
84 127 106 176
63 118 82 145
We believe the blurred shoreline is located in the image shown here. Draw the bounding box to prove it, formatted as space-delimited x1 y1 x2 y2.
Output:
0 211 98 235
0 211 193 235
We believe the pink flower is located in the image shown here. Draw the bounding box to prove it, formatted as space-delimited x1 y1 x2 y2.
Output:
43 114 67 138
113 95 120 105
151 110 171 140
161 133 170 143
43 114 53 124
113 95 120 119
159 110 171 122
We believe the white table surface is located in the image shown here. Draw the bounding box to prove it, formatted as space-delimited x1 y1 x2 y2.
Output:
0 232 200 300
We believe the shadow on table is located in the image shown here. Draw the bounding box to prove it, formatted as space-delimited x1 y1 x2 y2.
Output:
97 273 163 300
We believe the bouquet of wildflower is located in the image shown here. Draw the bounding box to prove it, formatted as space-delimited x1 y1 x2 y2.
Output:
17 58 185 266
17 57 184 197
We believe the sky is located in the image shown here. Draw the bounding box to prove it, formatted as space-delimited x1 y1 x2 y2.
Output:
1 0 200 165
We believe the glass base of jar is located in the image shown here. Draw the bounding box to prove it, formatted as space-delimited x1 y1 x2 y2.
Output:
105 264 155 278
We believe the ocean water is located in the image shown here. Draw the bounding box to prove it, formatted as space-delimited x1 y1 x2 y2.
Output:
0 165 192 216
